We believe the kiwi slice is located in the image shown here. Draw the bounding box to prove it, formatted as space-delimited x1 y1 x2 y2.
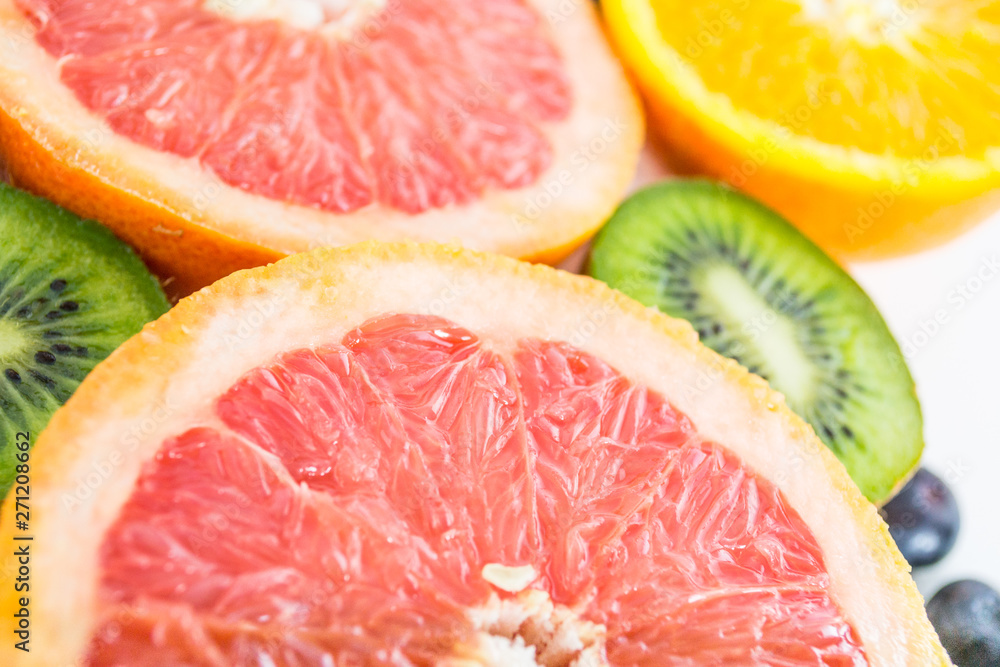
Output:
588 180 922 503
0 183 169 497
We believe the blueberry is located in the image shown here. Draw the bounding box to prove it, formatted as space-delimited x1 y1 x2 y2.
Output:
880 467 959 567
927 580 1000 666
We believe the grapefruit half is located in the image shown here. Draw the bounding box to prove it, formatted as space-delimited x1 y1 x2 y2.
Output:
0 0 642 297
0 243 946 665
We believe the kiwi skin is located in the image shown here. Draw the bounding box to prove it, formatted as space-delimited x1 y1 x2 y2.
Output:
588 180 923 504
0 183 169 497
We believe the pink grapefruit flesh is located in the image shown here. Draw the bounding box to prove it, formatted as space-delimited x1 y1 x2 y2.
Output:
87 313 866 664
15 0 570 214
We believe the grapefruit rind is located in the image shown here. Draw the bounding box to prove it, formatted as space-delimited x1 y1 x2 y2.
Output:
0 0 643 297
0 242 946 665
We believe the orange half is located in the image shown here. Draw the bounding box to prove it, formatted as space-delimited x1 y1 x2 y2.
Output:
604 0 1000 259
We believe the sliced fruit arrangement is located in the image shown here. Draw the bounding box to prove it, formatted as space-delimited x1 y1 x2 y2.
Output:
0 243 946 664
603 0 1000 259
0 183 168 498
588 181 922 503
0 0 643 297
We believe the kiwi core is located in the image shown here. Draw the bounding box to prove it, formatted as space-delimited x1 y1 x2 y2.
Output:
203 0 387 33
0 320 29 362
699 264 817 406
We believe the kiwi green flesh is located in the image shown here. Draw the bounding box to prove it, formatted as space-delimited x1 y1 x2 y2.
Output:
0 183 169 497
588 180 923 503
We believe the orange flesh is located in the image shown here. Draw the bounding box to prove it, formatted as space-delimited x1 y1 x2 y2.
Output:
650 0 1000 159
16 0 571 214
87 314 866 664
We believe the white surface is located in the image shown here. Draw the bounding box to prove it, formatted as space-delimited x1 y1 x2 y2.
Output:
851 212 1000 600
576 146 1000 602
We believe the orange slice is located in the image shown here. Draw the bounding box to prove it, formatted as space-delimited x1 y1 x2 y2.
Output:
603 0 1000 260
0 243 946 664
0 0 642 297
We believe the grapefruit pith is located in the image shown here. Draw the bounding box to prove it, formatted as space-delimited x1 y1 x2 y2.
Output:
0 243 946 665
0 0 642 297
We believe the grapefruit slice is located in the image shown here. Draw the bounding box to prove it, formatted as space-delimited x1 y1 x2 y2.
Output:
0 0 642 297
0 243 946 665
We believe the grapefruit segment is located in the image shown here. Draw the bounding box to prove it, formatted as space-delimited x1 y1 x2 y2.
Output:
94 426 471 664
514 340 695 604
215 346 403 496
591 443 862 663
201 31 376 213
0 244 946 665
343 315 540 586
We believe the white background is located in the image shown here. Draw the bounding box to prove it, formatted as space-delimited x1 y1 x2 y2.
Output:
853 209 1000 600
566 147 1000 601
